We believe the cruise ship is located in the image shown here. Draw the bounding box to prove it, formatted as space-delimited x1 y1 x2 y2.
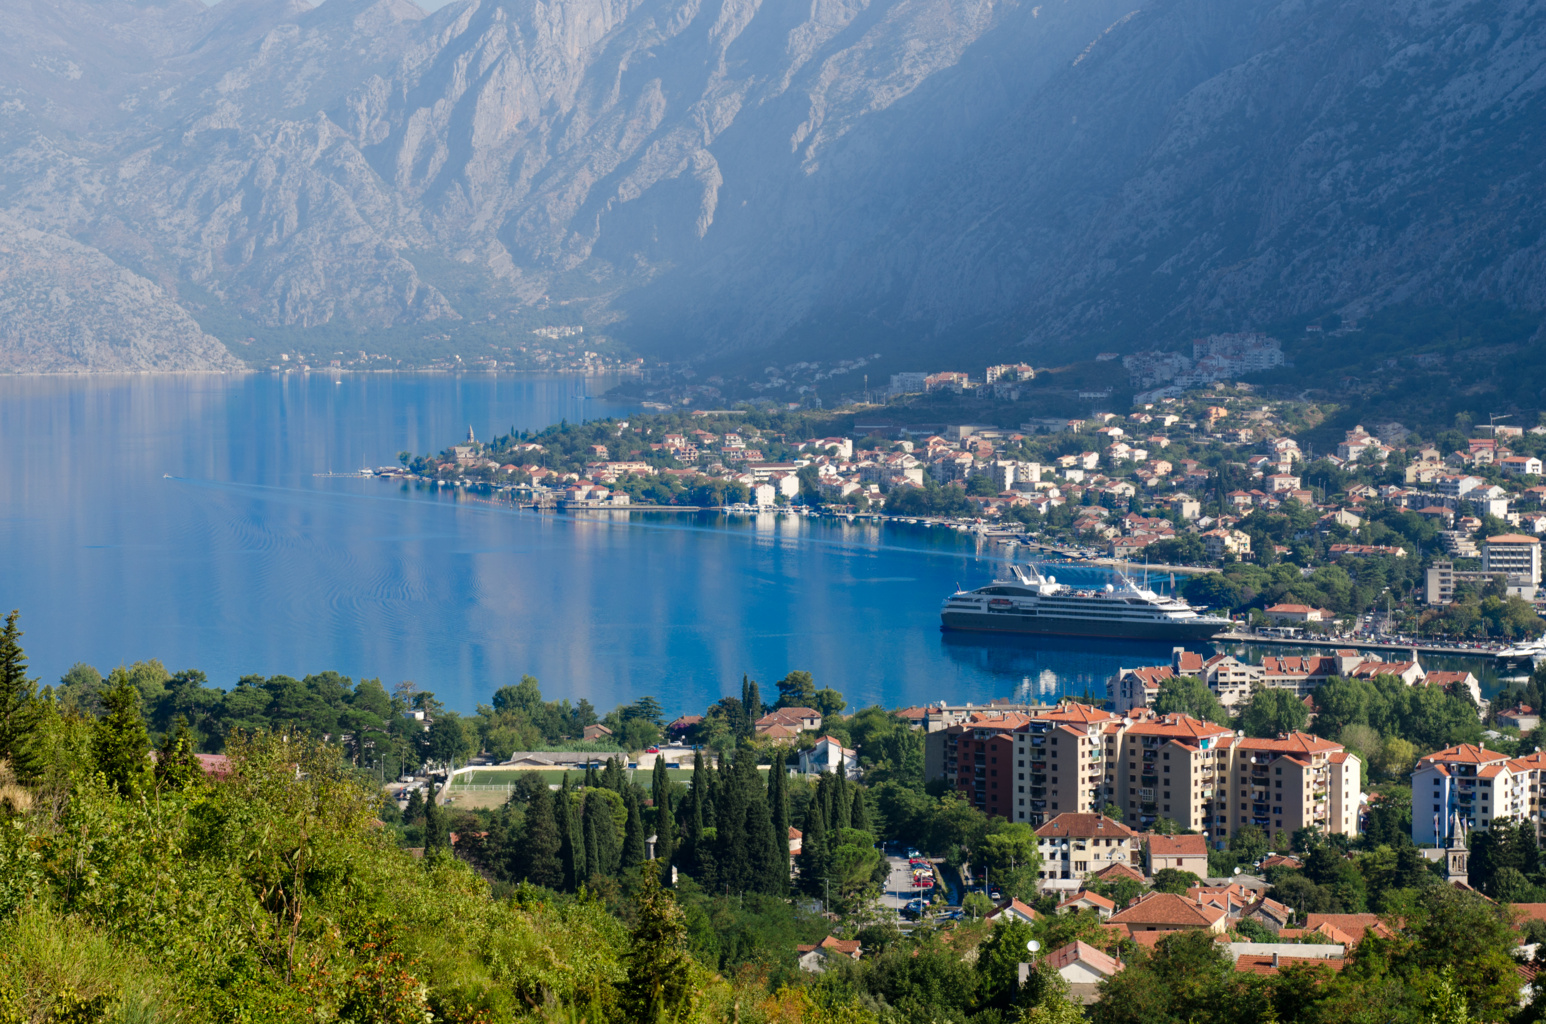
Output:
940 564 1232 641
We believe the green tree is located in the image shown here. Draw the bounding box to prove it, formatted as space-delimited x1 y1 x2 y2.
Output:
556 779 582 889
1150 868 1201 894
517 785 563 888
652 755 676 887
740 675 763 719
91 668 150 797
0 610 41 781
1151 676 1230 725
1239 686 1310 737
975 823 1043 902
619 868 698 1024
623 787 647 870
422 789 449 856
976 916 1038 1005
774 671 818 709
153 715 200 791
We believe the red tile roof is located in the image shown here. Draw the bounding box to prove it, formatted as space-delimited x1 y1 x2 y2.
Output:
1147 834 1208 859
1304 913 1395 942
1236 732 1343 756
1234 954 1346 976
1107 893 1225 928
1036 813 1137 840
1046 940 1124 977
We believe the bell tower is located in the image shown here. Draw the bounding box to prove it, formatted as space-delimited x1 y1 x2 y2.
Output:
1443 812 1469 887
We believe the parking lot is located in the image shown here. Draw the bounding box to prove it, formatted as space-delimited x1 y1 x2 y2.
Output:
880 851 940 917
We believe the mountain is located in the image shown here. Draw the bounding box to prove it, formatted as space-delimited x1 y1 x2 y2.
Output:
0 0 1541 372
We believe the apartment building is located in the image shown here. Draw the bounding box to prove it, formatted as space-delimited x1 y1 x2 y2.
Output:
1113 714 1236 836
1230 733 1360 844
1482 533 1542 593
1036 813 1141 882
1411 745 1546 845
932 702 1362 843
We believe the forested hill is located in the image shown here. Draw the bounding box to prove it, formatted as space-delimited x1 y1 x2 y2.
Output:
3 601 1544 1021
2 0 1544 370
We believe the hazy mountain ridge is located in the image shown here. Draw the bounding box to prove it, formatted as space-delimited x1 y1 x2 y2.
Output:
0 0 1540 371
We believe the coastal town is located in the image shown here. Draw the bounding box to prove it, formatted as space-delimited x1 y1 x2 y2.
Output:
386 329 1546 649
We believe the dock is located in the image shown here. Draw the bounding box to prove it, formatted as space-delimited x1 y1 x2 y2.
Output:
1212 632 1503 659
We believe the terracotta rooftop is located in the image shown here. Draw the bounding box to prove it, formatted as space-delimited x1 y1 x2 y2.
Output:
1036 813 1137 840
1234 954 1347 976
1046 940 1123 977
1417 744 1512 767
1147 834 1209 858
1304 913 1395 943
1237 732 1343 756
1107 892 1226 928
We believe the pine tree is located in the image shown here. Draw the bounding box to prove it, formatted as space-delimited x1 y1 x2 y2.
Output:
652 756 675 886
850 786 871 834
404 787 426 825
519 786 564 888
92 669 150 797
153 715 200 791
619 868 697 1024
423 788 450 855
769 750 790 885
0 610 41 781
623 787 647 870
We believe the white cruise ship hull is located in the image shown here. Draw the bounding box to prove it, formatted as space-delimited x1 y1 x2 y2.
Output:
940 608 1226 642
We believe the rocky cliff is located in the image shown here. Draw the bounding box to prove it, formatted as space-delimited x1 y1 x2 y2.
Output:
0 0 1541 371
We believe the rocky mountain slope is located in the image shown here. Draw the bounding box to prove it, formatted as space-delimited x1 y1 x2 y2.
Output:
0 0 1541 371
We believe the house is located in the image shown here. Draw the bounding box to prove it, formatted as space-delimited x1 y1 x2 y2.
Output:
1145 834 1209 876
986 897 1039 927
1057 890 1117 918
582 724 613 742
1203 529 1251 559
1263 603 1331 626
1036 813 1141 881
755 707 823 735
1241 897 1296 932
1041 941 1125 1003
788 827 803 858
1232 951 1347 976
799 735 859 778
796 936 863 972
1303 914 1396 945
1498 706 1542 733
1106 892 1228 935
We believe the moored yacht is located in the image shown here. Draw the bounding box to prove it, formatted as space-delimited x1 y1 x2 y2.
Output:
940 564 1231 641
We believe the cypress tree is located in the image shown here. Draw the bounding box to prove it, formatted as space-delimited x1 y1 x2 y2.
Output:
850 785 871 835
519 786 564 888
769 750 790 885
799 790 828 899
742 757 782 895
583 798 602 881
555 780 581 890
623 787 647 870
715 748 751 892
602 754 627 793
598 790 623 874
585 764 600 789
92 669 150 797
831 770 852 831
404 786 426 825
653 756 675 886
0 610 40 782
423 789 450 855
741 675 763 723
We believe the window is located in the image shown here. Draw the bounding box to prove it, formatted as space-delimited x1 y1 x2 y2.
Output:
1275 767 1282 775
1163 791 1171 799
1163 805 1170 812
1052 803 1059 809
1019 760 1025 767
1164 753 1170 760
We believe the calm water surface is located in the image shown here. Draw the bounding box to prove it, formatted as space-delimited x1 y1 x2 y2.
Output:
0 374 1501 715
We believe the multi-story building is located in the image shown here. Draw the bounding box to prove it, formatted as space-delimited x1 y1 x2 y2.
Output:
1230 733 1360 843
1036 813 1141 882
1482 534 1542 591
1411 745 1546 845
930 702 1362 844
1113 714 1236 836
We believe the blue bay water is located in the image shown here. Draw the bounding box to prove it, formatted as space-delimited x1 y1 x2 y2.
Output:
0 373 1502 717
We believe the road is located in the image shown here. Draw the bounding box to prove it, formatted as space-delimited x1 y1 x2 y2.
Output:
880 855 937 916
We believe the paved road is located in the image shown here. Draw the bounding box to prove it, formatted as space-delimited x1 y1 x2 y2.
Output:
880 856 935 915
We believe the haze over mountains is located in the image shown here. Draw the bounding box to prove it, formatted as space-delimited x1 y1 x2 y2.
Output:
0 0 1542 371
